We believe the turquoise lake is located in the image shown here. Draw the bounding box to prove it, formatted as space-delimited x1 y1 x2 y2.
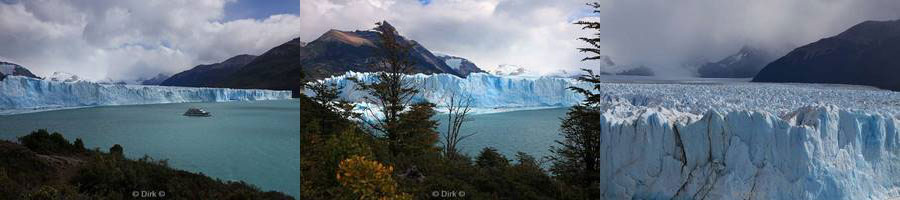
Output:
0 101 568 198
0 100 300 198
435 108 569 164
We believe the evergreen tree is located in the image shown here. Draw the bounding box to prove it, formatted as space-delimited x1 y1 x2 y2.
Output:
73 138 85 152
109 144 123 156
548 2 615 197
574 1 615 66
351 21 437 157
550 70 608 199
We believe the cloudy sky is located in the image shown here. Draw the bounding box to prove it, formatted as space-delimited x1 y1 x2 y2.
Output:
0 0 301 81
2 0 899 80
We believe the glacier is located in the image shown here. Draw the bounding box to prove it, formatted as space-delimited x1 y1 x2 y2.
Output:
313 72 900 115
314 72 900 199
587 104 900 199
312 72 584 109
0 76 292 114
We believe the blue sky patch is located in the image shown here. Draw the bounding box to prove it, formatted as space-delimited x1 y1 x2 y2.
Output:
224 0 299 21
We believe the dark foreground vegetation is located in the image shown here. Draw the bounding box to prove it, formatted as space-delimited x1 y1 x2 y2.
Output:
301 17 611 199
0 129 292 200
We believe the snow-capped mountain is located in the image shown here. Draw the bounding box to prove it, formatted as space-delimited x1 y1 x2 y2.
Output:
0 61 39 79
545 69 582 78
489 64 528 76
0 76 291 114
433 53 484 76
137 73 170 85
48 71 80 82
698 45 774 78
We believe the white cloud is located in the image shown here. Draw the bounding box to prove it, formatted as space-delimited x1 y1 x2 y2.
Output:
0 0 301 80
3 0 898 79
299 0 900 77
299 0 592 75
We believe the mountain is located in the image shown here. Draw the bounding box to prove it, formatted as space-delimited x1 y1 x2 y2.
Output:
753 19 900 91
47 71 80 82
161 54 257 87
138 73 170 85
698 46 775 78
546 69 581 78
489 64 527 76
616 66 655 76
434 53 484 76
214 21 470 95
0 61 39 80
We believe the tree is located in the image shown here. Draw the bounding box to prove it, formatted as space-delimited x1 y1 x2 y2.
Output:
74 138 85 152
549 3 616 195
475 147 509 169
390 102 441 165
305 81 359 120
550 70 608 198
441 92 476 157
574 1 615 66
351 21 436 158
352 21 419 139
305 81 342 106
336 156 412 200
109 144 123 156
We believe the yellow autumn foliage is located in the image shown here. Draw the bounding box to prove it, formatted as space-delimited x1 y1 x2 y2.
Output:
337 156 412 200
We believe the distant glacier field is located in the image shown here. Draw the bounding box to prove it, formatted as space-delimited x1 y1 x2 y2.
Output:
0 76 293 114
315 72 900 199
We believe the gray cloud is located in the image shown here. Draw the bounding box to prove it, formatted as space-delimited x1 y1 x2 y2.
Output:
300 0 900 77
0 0 301 81
3 0 898 80
593 0 900 76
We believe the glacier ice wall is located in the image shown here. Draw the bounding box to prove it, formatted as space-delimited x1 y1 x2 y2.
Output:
593 104 900 199
313 72 585 108
0 76 292 114
315 72 900 116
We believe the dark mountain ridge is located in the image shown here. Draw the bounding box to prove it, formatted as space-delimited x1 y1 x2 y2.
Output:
213 21 477 96
753 19 900 91
0 61 40 80
160 54 257 87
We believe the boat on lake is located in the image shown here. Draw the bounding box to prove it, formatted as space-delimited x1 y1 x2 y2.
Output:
183 108 211 117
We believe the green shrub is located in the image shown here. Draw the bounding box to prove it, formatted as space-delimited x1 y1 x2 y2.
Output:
17 129 77 154
475 147 509 169
21 185 60 200
109 144 123 156
73 138 85 152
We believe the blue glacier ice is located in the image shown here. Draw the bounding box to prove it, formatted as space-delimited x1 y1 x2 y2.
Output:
0 76 292 114
585 104 900 199
310 72 585 109
314 71 900 199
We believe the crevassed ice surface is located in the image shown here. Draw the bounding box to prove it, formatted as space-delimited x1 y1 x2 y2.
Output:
0 76 292 114
314 72 584 108
318 72 900 199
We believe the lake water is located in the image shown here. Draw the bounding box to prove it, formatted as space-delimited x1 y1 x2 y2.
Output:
0 100 300 198
435 108 569 165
